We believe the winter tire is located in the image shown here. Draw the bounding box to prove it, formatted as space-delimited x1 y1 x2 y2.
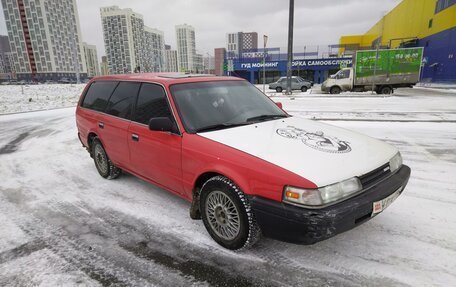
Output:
330 86 341 94
92 138 121 180
200 176 261 250
276 87 283 93
301 86 308 92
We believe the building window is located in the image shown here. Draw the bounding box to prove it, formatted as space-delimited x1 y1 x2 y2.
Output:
435 0 456 13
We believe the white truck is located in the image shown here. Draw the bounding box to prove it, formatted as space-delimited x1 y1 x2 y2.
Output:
321 47 424 94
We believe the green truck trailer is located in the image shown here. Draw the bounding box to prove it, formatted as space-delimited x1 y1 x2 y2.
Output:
321 47 424 94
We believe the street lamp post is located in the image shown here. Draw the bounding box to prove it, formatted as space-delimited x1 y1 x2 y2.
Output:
263 35 268 93
286 0 294 95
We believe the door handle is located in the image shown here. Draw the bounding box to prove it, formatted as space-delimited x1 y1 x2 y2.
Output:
98 122 104 129
132 134 139 142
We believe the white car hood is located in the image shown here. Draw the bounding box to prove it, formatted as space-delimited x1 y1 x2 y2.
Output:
198 117 397 187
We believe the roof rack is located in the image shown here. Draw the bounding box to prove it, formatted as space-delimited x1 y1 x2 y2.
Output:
157 73 216 79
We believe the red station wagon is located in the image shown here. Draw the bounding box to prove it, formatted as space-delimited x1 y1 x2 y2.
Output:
76 73 410 250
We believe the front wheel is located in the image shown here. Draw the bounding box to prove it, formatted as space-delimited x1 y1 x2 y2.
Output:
276 87 283 93
200 176 261 250
330 86 341 94
301 86 308 92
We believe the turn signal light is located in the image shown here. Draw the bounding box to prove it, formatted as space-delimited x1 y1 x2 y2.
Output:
285 191 300 199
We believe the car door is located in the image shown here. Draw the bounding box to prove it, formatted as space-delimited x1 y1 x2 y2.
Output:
79 80 121 161
337 69 352 91
100 81 141 167
128 83 184 194
292 78 301 89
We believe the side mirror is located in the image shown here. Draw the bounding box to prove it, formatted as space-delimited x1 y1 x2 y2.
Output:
276 102 283 109
149 117 177 133
330 75 335 79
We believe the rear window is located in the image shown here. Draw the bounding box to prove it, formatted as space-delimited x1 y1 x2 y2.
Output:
82 81 119 112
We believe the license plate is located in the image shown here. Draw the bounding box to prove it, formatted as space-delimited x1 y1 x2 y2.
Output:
372 187 402 216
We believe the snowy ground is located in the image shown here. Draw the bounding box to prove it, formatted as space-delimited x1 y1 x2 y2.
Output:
0 86 455 286
0 84 85 114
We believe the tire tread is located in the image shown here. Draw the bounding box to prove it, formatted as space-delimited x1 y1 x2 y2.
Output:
201 176 261 250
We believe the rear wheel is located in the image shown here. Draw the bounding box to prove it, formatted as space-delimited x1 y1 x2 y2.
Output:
92 138 121 179
301 86 308 92
200 176 261 250
380 86 392 94
330 86 341 94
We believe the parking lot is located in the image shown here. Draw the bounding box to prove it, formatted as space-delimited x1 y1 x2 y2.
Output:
0 86 455 286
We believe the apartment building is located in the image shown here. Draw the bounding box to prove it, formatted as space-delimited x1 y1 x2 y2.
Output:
175 24 196 72
1 0 87 80
226 31 258 58
100 6 145 74
144 26 165 72
165 45 178 72
242 32 258 51
83 42 100 77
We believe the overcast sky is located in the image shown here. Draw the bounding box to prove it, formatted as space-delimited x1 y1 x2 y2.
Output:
0 0 401 60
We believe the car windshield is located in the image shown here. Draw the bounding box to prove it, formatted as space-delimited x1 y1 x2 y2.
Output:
170 80 288 133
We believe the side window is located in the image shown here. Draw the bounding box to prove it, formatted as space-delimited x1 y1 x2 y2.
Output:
133 83 172 125
338 70 350 79
82 81 118 112
292 78 299 83
105 82 141 119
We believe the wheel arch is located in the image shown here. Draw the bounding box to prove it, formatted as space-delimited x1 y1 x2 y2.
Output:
189 169 251 220
87 131 105 157
193 169 250 197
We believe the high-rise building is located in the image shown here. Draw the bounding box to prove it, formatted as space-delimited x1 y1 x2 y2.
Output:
226 32 242 59
226 31 258 58
165 45 178 72
100 6 145 74
1 0 87 81
175 24 196 72
242 32 258 51
83 42 100 77
100 56 109 75
214 48 226 76
144 27 165 72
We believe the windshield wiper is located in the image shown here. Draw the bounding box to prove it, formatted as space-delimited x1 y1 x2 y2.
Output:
195 122 250 133
246 114 288 122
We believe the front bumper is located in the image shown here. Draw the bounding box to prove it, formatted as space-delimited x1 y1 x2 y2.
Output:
250 165 411 244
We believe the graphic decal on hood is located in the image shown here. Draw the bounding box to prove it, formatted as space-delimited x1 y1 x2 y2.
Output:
277 126 352 153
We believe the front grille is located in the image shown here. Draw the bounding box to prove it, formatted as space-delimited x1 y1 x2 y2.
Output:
359 163 391 189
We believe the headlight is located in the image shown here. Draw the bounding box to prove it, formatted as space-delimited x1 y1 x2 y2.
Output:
389 152 402 173
283 177 362 207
